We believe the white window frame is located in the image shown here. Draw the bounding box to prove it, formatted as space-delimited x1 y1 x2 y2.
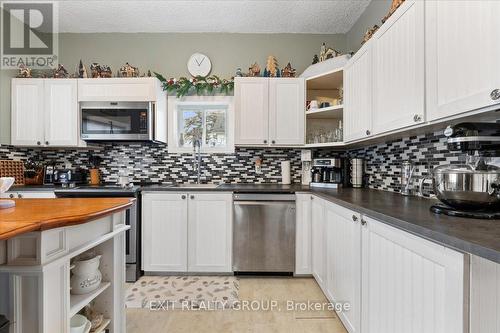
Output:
167 95 235 153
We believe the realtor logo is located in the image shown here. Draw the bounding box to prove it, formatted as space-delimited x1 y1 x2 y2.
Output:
1 1 58 69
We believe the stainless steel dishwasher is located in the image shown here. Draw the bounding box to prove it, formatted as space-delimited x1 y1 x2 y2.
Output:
233 193 296 273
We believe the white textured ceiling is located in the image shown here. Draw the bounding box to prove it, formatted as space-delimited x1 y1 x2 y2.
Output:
55 0 371 34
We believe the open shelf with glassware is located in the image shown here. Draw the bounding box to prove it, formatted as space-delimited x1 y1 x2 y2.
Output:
304 66 345 147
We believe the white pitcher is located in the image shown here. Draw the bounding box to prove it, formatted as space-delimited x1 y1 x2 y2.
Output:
70 255 103 295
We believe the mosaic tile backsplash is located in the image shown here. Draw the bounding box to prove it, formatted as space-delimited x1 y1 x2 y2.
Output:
0 144 302 184
317 130 500 195
1 129 498 192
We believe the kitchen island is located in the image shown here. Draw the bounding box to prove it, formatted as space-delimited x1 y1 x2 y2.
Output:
0 197 134 333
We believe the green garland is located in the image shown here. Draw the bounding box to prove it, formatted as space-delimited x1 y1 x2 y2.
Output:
154 72 234 98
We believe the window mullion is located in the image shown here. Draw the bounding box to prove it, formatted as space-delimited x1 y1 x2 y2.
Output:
201 108 207 150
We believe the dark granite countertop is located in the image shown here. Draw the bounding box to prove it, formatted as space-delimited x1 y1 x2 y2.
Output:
307 188 500 264
142 183 500 263
140 183 308 192
9 183 499 263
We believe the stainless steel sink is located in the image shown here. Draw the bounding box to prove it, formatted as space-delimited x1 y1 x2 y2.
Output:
172 184 220 189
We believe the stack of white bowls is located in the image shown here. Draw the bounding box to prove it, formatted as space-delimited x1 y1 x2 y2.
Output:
350 158 364 188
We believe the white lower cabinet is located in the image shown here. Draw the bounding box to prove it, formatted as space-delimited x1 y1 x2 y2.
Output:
311 195 327 288
470 255 500 333
142 192 232 273
309 195 467 333
361 216 466 333
295 193 312 275
187 193 232 272
325 202 361 333
142 192 188 272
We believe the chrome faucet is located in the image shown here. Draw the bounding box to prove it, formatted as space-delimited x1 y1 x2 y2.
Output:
193 139 202 184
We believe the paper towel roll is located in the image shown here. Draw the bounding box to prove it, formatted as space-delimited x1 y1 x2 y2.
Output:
281 161 291 185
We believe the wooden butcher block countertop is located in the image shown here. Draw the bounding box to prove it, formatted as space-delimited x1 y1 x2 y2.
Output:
0 198 134 240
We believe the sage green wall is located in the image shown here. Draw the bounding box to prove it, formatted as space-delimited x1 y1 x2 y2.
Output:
345 0 392 52
0 32 346 144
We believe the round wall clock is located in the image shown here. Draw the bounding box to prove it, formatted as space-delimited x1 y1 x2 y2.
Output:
187 53 212 77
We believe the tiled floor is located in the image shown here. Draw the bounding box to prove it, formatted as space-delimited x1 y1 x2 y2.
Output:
127 277 348 333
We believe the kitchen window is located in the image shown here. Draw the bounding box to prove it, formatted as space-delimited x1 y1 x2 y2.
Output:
168 96 234 153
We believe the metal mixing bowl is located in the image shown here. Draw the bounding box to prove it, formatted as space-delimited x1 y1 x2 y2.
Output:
433 164 500 210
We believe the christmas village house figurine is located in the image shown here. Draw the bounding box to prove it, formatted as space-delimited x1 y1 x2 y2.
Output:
53 64 69 78
90 63 113 78
248 62 261 77
119 62 139 77
17 65 32 78
100 65 113 78
90 63 101 78
281 62 296 78
319 43 340 62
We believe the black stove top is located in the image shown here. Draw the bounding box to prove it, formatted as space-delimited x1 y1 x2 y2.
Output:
430 204 500 219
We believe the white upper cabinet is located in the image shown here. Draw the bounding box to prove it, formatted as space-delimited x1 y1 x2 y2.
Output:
11 79 78 147
372 0 425 134
361 216 466 333
235 77 269 145
187 193 232 272
235 77 305 146
426 0 500 121
77 78 161 102
269 78 305 145
142 192 189 272
44 79 78 147
11 79 45 146
344 44 373 142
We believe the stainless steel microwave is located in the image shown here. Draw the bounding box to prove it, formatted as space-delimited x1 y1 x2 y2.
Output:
80 101 156 141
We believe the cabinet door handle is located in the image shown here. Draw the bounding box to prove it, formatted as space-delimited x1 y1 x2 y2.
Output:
366 130 371 136
352 215 358 222
310 196 314 200
37 141 41 146
181 195 186 200
271 140 276 144
491 89 500 100
45 141 49 145
18 194 22 198
361 219 367 226
263 140 268 144
413 114 422 122
190 195 195 199
9 194 14 199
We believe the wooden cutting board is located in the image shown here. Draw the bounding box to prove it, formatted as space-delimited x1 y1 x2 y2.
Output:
0 160 25 185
